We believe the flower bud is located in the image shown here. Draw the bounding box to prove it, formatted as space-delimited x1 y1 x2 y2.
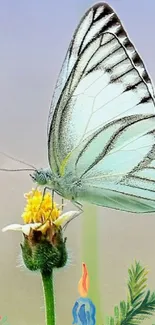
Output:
21 221 67 274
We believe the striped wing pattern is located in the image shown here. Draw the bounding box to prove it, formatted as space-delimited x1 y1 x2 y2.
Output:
47 3 155 212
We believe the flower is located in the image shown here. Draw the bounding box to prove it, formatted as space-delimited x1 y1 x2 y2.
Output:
22 189 60 224
2 188 79 236
2 188 79 273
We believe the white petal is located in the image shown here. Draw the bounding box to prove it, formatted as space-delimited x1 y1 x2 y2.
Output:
2 224 23 232
54 210 79 226
21 223 42 235
2 222 42 235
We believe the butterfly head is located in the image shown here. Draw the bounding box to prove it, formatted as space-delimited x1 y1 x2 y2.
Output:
30 168 51 186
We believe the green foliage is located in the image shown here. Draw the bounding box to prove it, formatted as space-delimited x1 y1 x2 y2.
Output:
106 261 155 325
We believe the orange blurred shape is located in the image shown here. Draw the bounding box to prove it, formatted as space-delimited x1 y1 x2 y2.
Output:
78 263 89 297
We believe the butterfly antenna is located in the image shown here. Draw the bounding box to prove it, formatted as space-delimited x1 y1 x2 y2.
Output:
0 151 37 170
0 168 35 172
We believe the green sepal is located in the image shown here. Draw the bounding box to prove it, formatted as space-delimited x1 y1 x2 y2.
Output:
21 228 67 274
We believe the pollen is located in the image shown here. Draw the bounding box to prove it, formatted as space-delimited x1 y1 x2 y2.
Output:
22 189 61 224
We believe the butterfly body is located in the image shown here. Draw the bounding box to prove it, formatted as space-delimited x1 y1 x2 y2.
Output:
33 3 155 213
31 168 80 201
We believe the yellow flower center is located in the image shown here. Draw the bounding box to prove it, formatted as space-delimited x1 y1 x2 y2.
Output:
22 189 61 224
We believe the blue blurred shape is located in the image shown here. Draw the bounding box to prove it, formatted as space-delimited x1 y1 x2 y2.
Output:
72 297 96 325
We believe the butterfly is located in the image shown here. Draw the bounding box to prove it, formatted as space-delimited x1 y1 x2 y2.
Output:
31 2 155 213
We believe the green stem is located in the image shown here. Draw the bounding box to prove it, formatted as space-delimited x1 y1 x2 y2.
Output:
41 271 55 325
82 204 104 325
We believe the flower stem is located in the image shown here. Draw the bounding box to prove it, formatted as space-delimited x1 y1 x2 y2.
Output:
82 204 104 325
41 271 55 325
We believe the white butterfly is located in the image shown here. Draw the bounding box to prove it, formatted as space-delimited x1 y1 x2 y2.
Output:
31 2 155 213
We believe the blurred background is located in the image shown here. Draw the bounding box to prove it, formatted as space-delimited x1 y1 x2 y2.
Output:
0 0 155 324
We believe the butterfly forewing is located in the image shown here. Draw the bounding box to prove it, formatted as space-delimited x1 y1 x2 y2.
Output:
47 3 155 212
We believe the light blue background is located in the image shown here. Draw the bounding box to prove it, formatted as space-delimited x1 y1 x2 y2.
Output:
0 1 155 325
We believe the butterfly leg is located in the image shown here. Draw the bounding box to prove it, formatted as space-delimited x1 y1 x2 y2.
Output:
61 198 64 211
62 200 83 230
52 189 54 210
72 200 83 213
36 186 52 218
47 190 64 220
47 189 55 219
33 184 39 195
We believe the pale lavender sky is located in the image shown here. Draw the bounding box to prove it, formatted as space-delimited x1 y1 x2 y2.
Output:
0 2 155 324
0 0 154 166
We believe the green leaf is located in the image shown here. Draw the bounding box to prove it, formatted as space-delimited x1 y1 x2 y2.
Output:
114 305 120 323
105 261 155 325
127 261 148 306
120 301 127 319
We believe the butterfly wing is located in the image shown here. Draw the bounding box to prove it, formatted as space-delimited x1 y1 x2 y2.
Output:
66 114 155 212
48 3 155 212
